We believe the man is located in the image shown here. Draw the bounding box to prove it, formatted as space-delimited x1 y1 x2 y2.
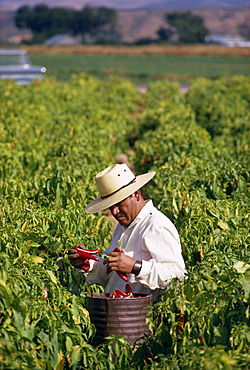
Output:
68 163 186 301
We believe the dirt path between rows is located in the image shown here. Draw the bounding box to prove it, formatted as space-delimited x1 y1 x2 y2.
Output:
136 84 190 94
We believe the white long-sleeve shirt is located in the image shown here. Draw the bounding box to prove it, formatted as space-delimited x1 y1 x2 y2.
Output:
84 200 187 301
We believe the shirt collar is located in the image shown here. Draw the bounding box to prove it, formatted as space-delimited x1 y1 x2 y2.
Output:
125 199 153 230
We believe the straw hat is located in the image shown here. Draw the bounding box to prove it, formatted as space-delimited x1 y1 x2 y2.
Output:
85 163 155 213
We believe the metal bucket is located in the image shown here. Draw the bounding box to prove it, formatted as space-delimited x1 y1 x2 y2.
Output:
87 293 152 346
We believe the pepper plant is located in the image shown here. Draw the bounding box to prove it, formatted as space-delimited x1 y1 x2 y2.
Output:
0 75 249 369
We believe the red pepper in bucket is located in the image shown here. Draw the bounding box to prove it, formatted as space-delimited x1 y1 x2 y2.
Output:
125 283 134 297
108 285 134 298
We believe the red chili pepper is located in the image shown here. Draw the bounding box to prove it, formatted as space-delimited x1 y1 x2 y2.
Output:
181 202 187 216
199 335 204 345
116 271 129 282
74 245 100 254
196 251 202 263
106 266 129 281
114 289 127 298
108 291 119 298
74 246 100 261
177 313 185 334
108 288 133 299
79 259 90 271
125 284 134 297
76 250 99 261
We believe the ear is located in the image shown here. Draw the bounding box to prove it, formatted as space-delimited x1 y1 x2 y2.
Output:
134 189 141 201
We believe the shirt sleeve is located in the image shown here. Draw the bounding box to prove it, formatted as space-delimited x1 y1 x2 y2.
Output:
135 220 187 290
83 258 110 286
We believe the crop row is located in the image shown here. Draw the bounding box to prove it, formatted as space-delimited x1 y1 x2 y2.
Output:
0 75 249 369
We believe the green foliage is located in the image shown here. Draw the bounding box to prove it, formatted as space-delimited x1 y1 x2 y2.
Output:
158 11 209 44
0 75 249 368
157 27 174 42
186 77 250 136
186 76 250 168
129 78 249 367
14 4 119 44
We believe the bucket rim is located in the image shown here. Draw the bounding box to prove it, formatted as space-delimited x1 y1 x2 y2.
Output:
87 293 152 300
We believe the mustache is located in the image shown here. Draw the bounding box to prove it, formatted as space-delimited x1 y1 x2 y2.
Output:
114 213 126 219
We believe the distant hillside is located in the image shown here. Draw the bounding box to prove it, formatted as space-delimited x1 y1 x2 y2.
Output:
1 8 250 44
117 8 250 43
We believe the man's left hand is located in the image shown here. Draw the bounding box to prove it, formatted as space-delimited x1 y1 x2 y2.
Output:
103 250 136 274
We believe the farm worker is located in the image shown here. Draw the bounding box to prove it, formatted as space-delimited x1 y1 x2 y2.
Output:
68 163 186 301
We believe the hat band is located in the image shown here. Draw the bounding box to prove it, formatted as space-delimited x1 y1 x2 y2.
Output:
101 177 136 199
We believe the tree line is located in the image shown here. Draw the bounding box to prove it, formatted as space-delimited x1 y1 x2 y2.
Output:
15 5 119 44
15 5 209 45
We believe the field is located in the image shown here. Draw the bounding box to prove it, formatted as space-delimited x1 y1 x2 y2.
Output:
30 53 250 84
0 44 250 369
18 44 250 83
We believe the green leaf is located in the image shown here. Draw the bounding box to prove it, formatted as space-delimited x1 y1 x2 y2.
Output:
206 209 219 218
172 198 179 214
47 270 58 284
65 336 73 353
238 276 250 300
217 220 229 230
69 345 81 368
30 256 44 264
212 326 229 346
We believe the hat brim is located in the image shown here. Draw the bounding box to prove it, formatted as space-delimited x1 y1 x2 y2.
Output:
85 171 156 213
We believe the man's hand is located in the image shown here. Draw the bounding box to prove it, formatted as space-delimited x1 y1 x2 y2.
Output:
68 248 89 269
68 245 100 271
103 250 136 274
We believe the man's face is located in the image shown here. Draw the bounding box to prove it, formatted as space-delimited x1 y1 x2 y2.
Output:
109 192 140 227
